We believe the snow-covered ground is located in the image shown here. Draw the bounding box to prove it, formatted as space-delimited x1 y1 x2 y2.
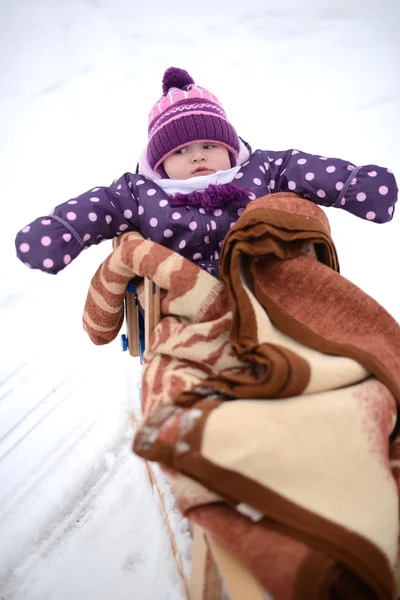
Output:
1 0 399 598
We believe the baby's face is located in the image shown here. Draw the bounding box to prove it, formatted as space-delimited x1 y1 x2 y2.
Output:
163 142 231 180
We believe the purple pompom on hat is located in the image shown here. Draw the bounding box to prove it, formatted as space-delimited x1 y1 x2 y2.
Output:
161 67 195 95
146 67 240 175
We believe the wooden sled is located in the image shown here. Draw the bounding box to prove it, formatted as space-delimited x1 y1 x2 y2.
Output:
123 278 268 600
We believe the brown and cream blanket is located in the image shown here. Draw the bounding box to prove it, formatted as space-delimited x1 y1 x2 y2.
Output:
83 192 400 600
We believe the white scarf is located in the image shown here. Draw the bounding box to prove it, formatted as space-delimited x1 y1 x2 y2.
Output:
137 139 251 197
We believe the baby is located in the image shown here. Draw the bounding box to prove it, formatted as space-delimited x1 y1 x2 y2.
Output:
15 67 398 278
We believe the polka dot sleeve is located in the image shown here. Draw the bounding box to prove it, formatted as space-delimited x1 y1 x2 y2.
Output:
257 149 398 223
15 173 140 273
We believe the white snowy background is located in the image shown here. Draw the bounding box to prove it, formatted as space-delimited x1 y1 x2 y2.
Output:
1 0 399 598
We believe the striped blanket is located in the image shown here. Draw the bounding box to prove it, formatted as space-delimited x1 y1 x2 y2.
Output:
83 193 400 600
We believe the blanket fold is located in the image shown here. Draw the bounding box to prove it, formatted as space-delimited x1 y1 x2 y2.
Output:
83 192 400 600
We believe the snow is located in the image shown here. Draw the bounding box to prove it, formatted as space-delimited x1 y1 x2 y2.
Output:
0 0 399 598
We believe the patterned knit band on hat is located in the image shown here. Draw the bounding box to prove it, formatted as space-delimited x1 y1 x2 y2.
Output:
146 67 240 176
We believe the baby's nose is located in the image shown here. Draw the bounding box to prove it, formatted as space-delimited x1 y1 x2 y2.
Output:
192 151 206 162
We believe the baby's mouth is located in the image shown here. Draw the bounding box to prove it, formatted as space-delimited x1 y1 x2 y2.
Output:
193 167 215 176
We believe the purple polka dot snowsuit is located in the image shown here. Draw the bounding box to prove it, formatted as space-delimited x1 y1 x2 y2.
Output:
15 148 398 278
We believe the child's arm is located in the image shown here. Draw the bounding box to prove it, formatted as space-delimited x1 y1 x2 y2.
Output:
15 173 140 274
256 149 397 223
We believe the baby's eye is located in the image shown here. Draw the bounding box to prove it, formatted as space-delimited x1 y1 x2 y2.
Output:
203 144 216 150
175 147 188 155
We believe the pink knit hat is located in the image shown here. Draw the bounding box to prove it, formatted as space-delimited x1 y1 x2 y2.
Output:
146 67 240 175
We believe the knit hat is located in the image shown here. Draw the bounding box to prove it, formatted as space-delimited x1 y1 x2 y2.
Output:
146 67 240 175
